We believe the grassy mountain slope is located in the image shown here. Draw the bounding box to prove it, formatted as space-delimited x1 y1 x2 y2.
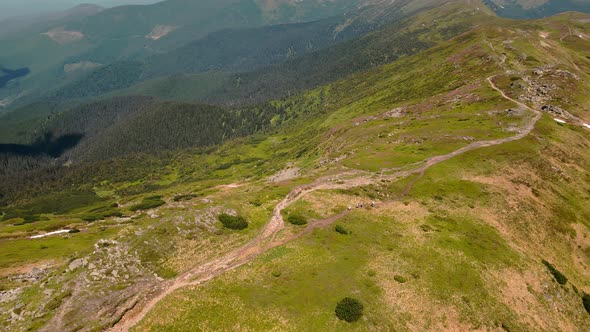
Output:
129 12 590 331
1 4 590 331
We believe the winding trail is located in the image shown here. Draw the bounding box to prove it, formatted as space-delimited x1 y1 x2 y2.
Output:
108 76 542 331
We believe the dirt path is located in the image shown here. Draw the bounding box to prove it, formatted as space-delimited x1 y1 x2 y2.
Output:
108 76 542 332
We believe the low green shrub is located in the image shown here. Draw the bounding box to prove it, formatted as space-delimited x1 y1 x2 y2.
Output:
335 225 350 235
130 196 166 211
287 214 307 226
249 199 263 207
81 209 123 222
13 214 43 225
173 194 198 202
542 260 567 285
420 224 434 232
218 213 248 230
2 191 105 220
335 297 364 322
44 291 72 311
394 275 407 283
582 293 590 314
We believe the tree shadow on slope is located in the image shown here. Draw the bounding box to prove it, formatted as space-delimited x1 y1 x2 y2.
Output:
0 132 84 158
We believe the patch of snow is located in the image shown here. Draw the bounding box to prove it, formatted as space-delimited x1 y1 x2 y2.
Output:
553 118 566 124
583 123 590 129
30 229 70 239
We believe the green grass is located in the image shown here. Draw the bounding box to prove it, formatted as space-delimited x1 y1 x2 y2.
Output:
0 225 119 268
282 200 323 221
134 202 524 330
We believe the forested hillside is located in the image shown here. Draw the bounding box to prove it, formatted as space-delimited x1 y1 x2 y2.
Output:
0 1 473 152
50 0 461 101
0 0 366 111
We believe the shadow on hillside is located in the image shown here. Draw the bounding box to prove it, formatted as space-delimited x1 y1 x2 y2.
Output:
0 132 84 158
0 67 30 88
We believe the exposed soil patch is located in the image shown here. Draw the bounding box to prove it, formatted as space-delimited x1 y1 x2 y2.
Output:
0 260 56 278
268 166 301 183
42 27 84 44
145 25 177 40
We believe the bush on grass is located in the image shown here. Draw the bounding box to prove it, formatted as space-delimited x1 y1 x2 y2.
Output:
218 213 248 230
287 214 307 226
335 297 364 322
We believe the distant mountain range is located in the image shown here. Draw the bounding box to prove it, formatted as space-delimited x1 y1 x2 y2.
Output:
0 4 104 38
485 0 590 18
1 0 590 114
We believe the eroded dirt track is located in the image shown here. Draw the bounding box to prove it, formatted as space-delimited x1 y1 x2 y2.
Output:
109 76 542 331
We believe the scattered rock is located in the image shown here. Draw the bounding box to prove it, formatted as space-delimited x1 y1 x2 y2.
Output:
541 105 582 124
68 258 87 271
0 288 23 303
8 266 48 283
268 166 301 183
383 107 405 118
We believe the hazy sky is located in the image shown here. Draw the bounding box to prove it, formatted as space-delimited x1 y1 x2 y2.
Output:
0 0 161 19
